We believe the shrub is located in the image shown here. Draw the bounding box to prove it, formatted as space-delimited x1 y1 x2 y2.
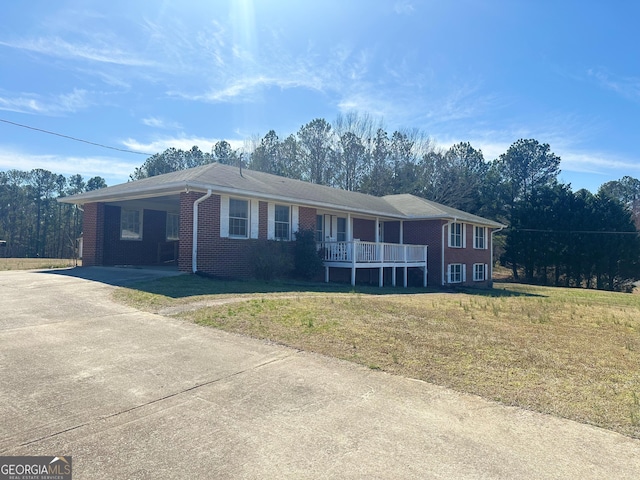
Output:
249 240 293 281
294 229 324 280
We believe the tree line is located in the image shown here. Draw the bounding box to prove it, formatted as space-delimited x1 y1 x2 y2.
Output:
0 170 105 258
2 112 639 290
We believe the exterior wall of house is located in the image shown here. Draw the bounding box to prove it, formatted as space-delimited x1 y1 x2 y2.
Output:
353 218 375 241
443 223 493 287
383 221 401 243
298 206 317 232
403 219 446 286
100 206 169 265
179 192 302 279
81 202 105 267
259 201 268 239
404 219 493 287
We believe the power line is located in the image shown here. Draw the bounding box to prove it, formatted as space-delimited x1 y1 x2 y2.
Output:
507 227 639 235
0 118 153 156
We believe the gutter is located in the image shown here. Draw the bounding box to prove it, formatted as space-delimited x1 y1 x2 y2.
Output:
192 189 213 273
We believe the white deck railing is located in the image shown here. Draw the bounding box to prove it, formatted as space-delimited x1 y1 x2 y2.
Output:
318 240 427 264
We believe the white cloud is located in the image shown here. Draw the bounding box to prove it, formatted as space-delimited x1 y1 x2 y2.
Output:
0 89 91 115
0 37 156 67
142 116 183 130
394 1 416 15
589 68 640 102
0 149 137 184
122 136 245 155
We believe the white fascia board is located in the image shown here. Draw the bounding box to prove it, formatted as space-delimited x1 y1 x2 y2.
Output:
57 182 190 205
182 182 407 221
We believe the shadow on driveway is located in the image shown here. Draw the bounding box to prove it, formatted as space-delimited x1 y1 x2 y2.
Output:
40 266 185 287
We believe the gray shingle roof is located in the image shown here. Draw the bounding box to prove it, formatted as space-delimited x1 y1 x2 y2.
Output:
60 162 503 226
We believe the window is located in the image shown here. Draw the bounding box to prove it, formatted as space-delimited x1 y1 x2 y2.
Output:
473 263 486 281
449 222 464 248
474 226 486 249
229 198 249 238
275 205 290 240
316 215 324 242
121 208 142 241
337 217 347 242
166 213 179 241
448 263 463 283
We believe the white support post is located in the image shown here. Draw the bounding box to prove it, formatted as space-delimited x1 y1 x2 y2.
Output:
379 267 384 287
404 267 408 288
392 267 397 287
325 266 329 283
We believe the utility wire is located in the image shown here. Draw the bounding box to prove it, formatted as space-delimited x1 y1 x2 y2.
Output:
507 228 639 235
0 118 153 156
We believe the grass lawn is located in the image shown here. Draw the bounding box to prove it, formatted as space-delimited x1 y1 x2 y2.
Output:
0 257 79 271
114 275 640 439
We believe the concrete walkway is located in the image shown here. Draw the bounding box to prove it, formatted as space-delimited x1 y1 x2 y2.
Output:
1 267 640 479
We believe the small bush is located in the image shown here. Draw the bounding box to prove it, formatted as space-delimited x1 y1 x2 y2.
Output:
294 229 324 280
249 240 293 281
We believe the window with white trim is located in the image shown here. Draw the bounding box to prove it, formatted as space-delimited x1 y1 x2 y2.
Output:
275 205 290 240
121 208 143 241
316 215 324 242
449 222 464 248
473 263 486 281
474 226 487 249
229 198 249 238
448 263 463 283
337 217 347 242
166 212 179 241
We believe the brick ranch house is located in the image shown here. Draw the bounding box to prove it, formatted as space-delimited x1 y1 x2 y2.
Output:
59 162 504 288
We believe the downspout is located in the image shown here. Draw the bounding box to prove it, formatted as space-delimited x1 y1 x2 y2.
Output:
490 225 506 283
192 189 213 273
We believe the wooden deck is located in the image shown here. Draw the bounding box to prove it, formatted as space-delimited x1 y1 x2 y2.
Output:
318 241 428 287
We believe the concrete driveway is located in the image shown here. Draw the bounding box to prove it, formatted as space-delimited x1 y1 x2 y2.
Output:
1 267 640 479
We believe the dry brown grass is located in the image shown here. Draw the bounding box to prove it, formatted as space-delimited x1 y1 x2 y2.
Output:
0 257 79 271
116 278 640 438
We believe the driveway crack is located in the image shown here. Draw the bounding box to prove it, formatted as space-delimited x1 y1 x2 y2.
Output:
14 353 297 449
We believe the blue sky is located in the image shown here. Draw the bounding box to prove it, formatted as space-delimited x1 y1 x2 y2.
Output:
0 0 638 192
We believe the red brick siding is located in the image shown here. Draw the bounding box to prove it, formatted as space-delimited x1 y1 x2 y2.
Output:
178 191 200 272
298 206 317 232
353 218 375 241
259 201 268 239
81 202 104 266
444 223 493 285
403 220 493 286
403 219 445 286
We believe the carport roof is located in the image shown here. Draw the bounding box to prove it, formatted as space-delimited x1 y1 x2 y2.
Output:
59 162 503 226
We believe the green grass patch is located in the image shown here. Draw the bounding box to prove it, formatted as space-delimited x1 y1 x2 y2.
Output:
0 258 79 271
114 275 640 439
